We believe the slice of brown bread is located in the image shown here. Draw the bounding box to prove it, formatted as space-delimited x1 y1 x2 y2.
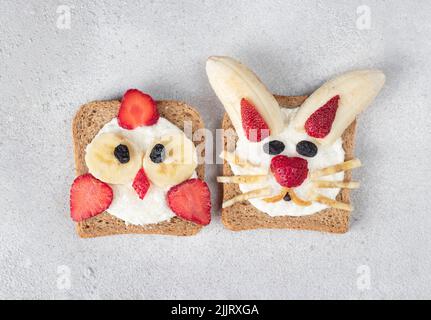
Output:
221 95 357 233
72 100 206 238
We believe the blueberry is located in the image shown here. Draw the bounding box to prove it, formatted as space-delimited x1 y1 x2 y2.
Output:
114 144 130 164
150 143 165 163
283 192 291 201
296 140 318 157
263 140 285 155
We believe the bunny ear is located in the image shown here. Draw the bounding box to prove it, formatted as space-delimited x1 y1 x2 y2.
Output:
206 56 284 140
291 70 385 145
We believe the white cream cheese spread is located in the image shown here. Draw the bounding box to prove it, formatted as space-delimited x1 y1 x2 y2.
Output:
86 117 197 225
227 108 345 217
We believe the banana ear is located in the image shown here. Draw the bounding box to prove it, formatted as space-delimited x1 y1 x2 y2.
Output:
291 70 385 145
206 56 284 140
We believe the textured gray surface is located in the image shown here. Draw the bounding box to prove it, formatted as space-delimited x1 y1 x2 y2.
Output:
0 0 430 299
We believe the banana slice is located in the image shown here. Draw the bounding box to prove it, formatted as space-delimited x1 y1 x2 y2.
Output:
143 133 197 188
85 133 142 184
206 56 285 138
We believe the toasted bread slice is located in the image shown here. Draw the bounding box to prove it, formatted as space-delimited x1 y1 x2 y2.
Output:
72 100 205 237
221 95 357 233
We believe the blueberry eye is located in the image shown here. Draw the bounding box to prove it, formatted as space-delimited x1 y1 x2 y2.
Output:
263 140 285 155
150 143 166 163
296 140 318 157
114 144 130 163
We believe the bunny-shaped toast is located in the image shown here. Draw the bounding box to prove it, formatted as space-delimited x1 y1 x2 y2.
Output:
70 90 211 237
207 56 385 232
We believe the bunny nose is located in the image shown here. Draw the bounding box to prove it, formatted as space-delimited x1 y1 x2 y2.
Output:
270 155 309 188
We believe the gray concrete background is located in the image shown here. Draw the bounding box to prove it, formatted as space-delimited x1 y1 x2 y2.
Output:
0 0 430 299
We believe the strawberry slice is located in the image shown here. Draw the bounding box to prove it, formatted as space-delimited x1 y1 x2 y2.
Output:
240 98 270 142
304 95 340 138
167 178 211 225
132 168 150 200
118 89 159 129
270 155 309 188
70 174 113 222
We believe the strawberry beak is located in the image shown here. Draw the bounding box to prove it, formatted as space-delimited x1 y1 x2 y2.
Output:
132 168 151 200
270 155 309 188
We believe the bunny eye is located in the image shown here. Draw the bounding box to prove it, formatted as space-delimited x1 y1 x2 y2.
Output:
263 140 285 155
296 140 318 157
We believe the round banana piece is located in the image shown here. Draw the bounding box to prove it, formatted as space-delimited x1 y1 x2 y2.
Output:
143 133 197 188
85 133 142 184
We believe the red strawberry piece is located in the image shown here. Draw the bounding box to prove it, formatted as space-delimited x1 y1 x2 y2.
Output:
240 98 270 142
118 89 159 129
70 174 113 222
304 95 340 138
132 168 151 200
270 155 309 188
167 178 211 225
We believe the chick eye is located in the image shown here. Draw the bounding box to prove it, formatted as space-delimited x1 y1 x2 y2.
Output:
85 132 142 185
143 134 197 188
263 140 285 155
296 140 318 157
114 144 130 163
149 143 166 163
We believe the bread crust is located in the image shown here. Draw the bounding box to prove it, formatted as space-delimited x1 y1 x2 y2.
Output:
221 95 357 233
72 100 205 237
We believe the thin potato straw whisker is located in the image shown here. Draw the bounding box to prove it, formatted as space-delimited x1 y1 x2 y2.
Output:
312 180 360 189
312 193 353 211
222 187 272 208
263 188 288 203
288 188 312 206
310 159 362 179
217 175 268 184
